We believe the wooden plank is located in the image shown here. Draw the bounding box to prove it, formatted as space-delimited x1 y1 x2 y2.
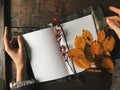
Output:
0 0 5 90
5 0 120 36
8 0 120 27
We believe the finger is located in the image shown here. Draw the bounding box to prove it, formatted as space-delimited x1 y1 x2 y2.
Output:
106 18 120 30
17 35 24 50
114 20 120 29
4 26 10 50
109 6 120 16
106 16 120 22
106 18 120 39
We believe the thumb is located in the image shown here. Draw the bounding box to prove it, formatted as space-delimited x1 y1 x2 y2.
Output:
17 35 24 50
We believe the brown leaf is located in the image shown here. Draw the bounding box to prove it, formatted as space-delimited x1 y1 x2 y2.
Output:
97 30 106 43
85 68 101 72
84 43 93 62
102 36 115 51
104 51 111 56
74 36 86 49
82 30 93 45
101 57 114 73
90 41 104 56
68 48 84 59
73 57 91 68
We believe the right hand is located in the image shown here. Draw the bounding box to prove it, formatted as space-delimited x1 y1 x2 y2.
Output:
106 6 120 39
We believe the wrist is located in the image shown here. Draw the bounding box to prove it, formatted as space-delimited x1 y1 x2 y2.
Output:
16 64 25 71
16 65 28 82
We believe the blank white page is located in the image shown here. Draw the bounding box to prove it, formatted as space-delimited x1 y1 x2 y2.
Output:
23 28 69 82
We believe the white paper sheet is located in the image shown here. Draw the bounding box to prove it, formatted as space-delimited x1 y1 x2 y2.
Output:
23 28 69 82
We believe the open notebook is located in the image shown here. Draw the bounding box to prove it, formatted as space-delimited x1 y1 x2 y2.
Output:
23 14 98 82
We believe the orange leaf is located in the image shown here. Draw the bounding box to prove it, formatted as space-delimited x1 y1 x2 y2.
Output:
82 30 93 45
102 36 115 51
74 36 86 49
101 57 114 73
97 30 106 43
90 41 104 56
104 51 111 56
73 57 91 68
68 48 84 59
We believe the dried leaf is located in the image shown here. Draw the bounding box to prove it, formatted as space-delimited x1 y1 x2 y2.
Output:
90 41 104 56
85 68 101 72
102 36 115 51
104 51 111 56
74 36 86 49
84 44 93 61
73 57 91 68
68 48 84 59
97 30 106 43
82 30 93 45
101 57 114 73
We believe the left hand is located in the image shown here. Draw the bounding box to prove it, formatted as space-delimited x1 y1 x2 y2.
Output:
4 26 28 82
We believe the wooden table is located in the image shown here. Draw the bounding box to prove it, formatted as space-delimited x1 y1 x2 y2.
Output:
1 0 120 90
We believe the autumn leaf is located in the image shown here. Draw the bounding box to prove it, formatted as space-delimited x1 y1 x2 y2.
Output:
68 48 84 59
101 57 114 73
73 57 91 68
68 29 115 73
90 41 104 57
102 36 115 52
84 43 93 62
104 51 111 56
97 30 106 43
82 30 93 45
74 36 86 49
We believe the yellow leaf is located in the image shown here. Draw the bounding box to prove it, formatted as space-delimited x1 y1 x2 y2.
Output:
74 36 86 49
82 30 93 45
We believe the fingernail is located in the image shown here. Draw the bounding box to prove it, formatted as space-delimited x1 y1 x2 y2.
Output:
106 18 111 24
18 35 23 40
109 6 115 10
5 26 7 30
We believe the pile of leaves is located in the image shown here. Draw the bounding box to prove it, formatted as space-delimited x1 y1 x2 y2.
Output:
68 30 115 73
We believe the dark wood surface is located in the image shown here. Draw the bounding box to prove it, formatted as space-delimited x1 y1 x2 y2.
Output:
0 0 5 90
4 0 120 36
3 0 120 90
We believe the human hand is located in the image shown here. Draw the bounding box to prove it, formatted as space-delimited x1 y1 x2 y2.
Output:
106 6 120 39
4 27 28 82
